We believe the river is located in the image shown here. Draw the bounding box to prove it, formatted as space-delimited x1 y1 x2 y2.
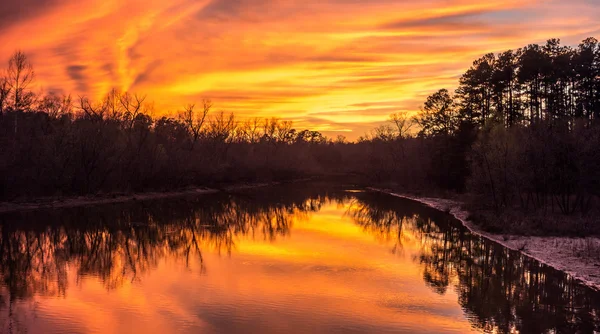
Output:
0 183 598 333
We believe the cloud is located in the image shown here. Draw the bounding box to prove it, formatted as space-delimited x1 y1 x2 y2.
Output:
0 0 66 31
66 64 88 91
1 0 600 138
66 65 86 80
381 11 488 31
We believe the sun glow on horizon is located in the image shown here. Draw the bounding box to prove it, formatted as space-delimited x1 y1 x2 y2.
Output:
1 0 599 138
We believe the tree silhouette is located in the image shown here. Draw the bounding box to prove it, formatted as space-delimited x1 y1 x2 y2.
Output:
1 38 600 217
6 51 35 113
416 89 458 137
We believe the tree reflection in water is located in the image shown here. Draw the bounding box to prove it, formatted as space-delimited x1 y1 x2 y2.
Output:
0 186 598 333
0 185 347 332
347 191 600 334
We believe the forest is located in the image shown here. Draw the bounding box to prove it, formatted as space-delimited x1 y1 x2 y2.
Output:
1 37 599 231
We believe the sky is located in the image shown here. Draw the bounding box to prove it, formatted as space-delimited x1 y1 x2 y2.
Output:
1 0 599 138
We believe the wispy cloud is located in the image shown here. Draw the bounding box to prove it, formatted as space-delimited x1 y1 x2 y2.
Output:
0 0 599 137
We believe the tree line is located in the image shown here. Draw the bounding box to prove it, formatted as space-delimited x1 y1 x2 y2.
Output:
359 37 600 217
0 51 356 198
461 38 600 215
1 37 600 219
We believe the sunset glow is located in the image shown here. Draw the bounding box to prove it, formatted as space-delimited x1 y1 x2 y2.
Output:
11 200 475 333
2 0 600 137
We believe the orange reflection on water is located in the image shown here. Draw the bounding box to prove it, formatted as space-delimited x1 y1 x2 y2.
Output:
8 200 475 334
3 188 597 333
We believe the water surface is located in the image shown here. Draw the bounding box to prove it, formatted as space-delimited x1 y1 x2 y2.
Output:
0 183 598 333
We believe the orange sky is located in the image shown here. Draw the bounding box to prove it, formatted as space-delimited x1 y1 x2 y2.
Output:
1 0 599 138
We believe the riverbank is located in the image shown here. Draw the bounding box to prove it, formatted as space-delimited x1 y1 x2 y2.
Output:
0 181 293 214
369 188 600 291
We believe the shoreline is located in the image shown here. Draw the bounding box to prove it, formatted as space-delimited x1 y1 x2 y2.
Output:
369 187 600 292
5 182 599 291
0 181 289 214
0 188 219 214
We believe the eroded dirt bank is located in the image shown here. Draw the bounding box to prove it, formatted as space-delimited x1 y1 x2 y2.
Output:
370 188 600 291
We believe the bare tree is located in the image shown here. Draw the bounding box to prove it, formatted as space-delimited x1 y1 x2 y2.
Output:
100 88 129 121
276 120 294 143
262 117 279 142
372 124 396 141
260 118 295 143
38 93 73 118
208 111 236 142
4 51 35 135
389 111 415 139
335 135 347 144
240 117 262 143
119 91 147 130
180 99 211 148
0 76 10 114
78 95 105 121
7 51 35 112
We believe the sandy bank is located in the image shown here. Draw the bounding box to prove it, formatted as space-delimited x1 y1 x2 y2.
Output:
369 188 600 291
